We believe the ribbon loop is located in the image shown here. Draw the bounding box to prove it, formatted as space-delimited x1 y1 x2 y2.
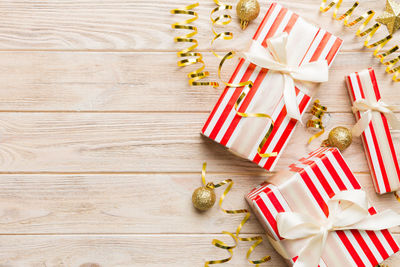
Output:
352 99 400 136
242 32 329 121
276 190 400 267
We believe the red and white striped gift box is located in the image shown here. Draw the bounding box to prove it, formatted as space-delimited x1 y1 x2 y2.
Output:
201 3 343 171
246 147 399 267
346 68 400 194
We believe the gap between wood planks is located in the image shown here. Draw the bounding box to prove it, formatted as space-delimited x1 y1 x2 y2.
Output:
0 111 390 113
0 171 374 175
0 49 390 52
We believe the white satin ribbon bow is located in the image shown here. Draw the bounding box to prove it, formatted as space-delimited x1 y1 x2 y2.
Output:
276 190 400 267
243 32 329 121
351 99 400 136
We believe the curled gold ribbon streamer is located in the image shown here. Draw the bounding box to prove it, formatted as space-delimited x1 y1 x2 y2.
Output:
306 99 327 144
202 163 271 266
210 0 234 60
171 4 218 87
320 0 400 81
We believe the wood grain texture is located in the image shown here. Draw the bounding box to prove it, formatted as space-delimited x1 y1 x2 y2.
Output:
0 0 396 51
0 234 398 266
0 51 398 112
0 0 400 265
0 173 398 234
0 112 392 173
0 234 287 266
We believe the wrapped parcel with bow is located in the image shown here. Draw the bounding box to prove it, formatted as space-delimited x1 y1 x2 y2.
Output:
346 68 400 194
247 147 400 267
202 2 343 171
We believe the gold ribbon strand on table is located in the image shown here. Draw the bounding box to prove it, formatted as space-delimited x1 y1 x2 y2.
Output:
306 100 328 144
201 163 271 266
320 0 400 81
171 4 218 87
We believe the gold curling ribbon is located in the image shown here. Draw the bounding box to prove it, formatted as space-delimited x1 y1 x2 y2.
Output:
394 191 400 202
211 0 276 158
210 0 234 60
320 0 400 82
202 163 271 266
171 4 218 87
219 53 277 157
306 99 327 144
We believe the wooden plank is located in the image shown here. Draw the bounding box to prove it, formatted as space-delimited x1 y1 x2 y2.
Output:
0 234 398 266
0 234 283 266
0 51 398 112
0 0 395 51
0 173 398 234
0 112 383 173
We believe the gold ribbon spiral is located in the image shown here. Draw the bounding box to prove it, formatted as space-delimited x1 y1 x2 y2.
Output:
306 99 328 144
202 163 271 266
320 0 400 81
210 0 234 60
171 4 218 87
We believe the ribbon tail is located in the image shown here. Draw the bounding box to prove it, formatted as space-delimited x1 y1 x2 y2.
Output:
291 60 329 83
351 110 372 137
283 74 302 122
386 112 400 130
338 209 400 231
293 233 326 267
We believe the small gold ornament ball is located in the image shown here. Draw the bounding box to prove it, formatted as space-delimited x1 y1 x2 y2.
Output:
192 185 216 211
324 126 353 151
236 0 260 30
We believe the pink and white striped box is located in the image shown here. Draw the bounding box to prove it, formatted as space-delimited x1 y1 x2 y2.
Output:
201 3 343 171
246 147 399 266
346 68 400 194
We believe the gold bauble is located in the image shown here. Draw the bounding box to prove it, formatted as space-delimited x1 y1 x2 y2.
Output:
236 0 260 30
322 126 352 151
192 184 216 211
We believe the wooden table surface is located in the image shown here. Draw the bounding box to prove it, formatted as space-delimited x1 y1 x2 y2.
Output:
0 0 399 266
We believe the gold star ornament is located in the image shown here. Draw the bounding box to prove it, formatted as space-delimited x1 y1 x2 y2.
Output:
376 0 400 35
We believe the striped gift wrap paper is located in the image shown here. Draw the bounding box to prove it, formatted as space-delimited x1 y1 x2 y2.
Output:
202 2 343 171
346 68 400 194
246 147 399 267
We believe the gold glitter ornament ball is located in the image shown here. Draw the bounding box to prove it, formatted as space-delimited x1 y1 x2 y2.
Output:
192 184 216 211
236 0 260 30
323 126 352 151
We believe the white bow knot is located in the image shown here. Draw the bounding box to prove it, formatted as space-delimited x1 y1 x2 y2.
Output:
276 190 400 267
352 99 400 136
243 32 329 121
